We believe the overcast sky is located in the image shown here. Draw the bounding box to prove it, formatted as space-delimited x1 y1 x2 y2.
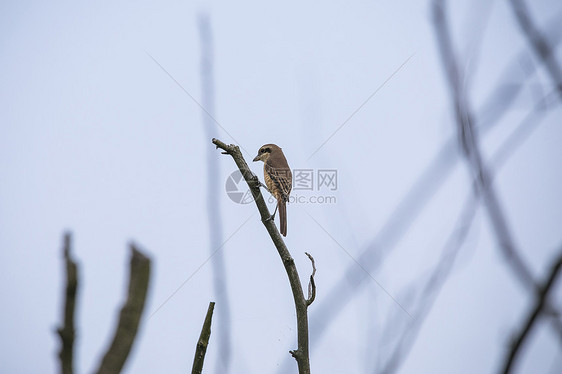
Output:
1 1 561 373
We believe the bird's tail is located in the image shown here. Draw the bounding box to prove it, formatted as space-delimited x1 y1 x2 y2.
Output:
279 200 287 236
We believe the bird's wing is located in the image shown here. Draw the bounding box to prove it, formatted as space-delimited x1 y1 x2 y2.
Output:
265 163 292 201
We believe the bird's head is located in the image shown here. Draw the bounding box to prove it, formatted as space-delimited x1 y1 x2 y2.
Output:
253 144 281 162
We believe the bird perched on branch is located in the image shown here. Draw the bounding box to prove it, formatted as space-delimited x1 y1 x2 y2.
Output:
253 144 292 236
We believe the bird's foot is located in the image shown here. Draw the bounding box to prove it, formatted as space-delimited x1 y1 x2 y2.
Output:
259 181 271 193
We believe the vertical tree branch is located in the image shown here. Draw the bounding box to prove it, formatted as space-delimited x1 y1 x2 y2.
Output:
94 245 151 374
212 138 312 374
198 13 232 374
57 232 78 374
191 302 216 374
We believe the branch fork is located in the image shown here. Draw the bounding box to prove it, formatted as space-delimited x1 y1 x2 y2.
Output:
212 137 315 374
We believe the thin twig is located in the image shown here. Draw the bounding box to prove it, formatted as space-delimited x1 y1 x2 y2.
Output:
501 250 562 374
508 0 562 101
305 252 316 306
212 138 312 374
57 232 78 374
191 302 216 374
94 244 151 374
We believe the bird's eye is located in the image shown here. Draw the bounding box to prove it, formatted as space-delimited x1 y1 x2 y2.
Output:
260 149 265 153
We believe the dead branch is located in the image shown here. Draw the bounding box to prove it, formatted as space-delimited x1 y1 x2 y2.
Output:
432 0 537 289
212 137 312 374
56 232 78 374
305 252 316 306
508 0 562 101
191 302 216 374
432 1 562 371
378 79 562 372
94 244 151 374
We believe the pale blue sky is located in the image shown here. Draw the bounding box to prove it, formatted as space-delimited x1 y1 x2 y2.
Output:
1 1 561 373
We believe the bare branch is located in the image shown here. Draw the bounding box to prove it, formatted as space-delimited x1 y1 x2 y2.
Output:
212 138 312 374
508 0 562 101
94 244 151 374
198 14 232 372
288 42 560 371
501 250 562 374
191 302 216 374
56 232 78 374
378 79 562 372
305 252 316 306
433 0 537 288
432 0 562 361
277 10 562 372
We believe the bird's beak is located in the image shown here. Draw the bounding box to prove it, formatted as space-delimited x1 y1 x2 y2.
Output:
252 154 260 162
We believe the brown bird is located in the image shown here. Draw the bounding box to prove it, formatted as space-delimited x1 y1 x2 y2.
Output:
253 144 292 236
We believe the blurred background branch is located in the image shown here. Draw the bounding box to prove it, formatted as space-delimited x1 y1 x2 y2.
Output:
376 81 561 373
432 0 562 372
432 0 536 289
378 192 478 374
501 248 562 374
198 13 232 374
508 0 562 101
4 0 561 372
56 233 78 374
94 245 151 374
